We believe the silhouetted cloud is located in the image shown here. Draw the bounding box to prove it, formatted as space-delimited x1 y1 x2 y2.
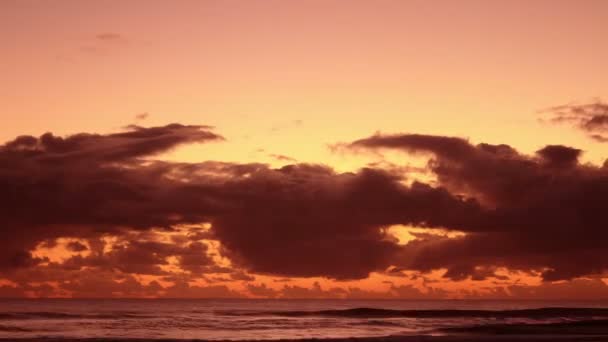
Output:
211 164 485 280
246 282 448 299
0 124 223 272
247 283 279 297
163 281 243 298
544 100 608 142
347 133 608 281
66 241 88 252
0 124 483 281
2 123 608 298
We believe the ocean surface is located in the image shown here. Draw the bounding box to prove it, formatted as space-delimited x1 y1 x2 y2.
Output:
1 299 608 341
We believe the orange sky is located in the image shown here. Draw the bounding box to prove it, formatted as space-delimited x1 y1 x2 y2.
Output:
1 0 608 298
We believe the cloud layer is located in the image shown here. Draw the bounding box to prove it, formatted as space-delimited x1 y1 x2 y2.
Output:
545 100 608 142
348 133 608 281
1 123 608 297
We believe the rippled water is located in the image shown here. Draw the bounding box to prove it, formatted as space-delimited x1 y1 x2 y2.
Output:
1 299 608 340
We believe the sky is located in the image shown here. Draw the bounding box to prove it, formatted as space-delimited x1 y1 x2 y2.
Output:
1 0 608 299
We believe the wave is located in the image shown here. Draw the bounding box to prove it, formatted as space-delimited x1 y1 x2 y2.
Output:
349 320 406 327
221 307 608 319
0 324 34 332
0 311 152 320
442 319 608 335
1 327 608 342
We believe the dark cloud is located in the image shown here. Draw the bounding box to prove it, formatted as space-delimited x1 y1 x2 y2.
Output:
544 100 608 142
0 123 482 282
3 123 221 163
60 270 163 298
347 133 608 281
61 237 214 276
66 241 88 252
389 284 449 299
279 282 346 299
2 122 608 296
536 145 582 167
229 270 255 281
0 124 223 273
247 282 448 299
505 278 608 300
163 282 243 298
247 283 279 297
210 164 483 280
463 278 608 300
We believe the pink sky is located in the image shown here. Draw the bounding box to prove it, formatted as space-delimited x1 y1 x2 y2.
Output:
1 0 608 298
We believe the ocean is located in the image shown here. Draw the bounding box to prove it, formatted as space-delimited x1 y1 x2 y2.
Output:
1 299 608 341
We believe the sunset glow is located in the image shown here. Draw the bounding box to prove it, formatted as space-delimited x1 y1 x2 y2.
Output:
1 0 608 303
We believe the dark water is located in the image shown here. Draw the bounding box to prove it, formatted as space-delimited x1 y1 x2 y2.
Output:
1 299 608 340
